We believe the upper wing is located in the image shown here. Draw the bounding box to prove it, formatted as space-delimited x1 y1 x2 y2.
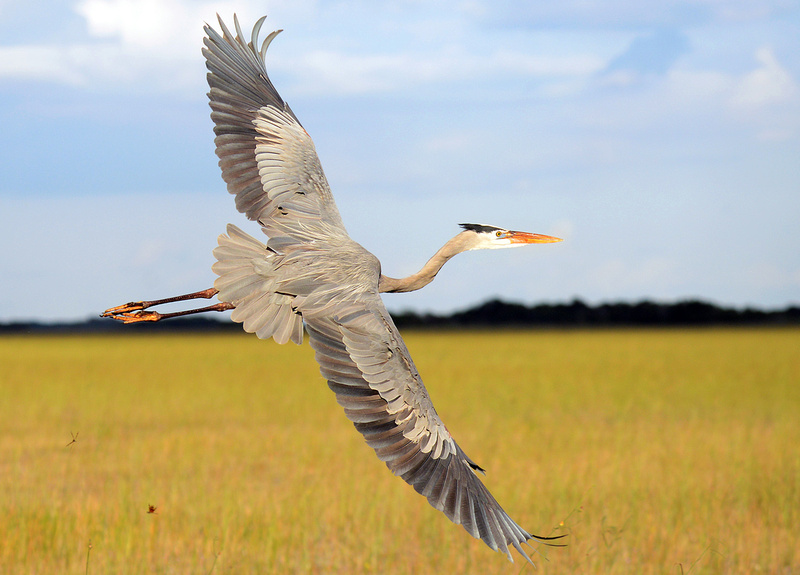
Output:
203 15 348 242
302 289 551 564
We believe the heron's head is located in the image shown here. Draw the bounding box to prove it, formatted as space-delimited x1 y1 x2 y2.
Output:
458 223 562 251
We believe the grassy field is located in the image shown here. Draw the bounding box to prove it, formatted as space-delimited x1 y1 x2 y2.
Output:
1 328 798 574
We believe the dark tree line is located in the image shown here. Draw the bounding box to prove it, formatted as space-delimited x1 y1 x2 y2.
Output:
391 298 800 328
2 298 798 334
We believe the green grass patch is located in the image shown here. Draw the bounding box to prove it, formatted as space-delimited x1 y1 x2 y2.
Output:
1 328 798 573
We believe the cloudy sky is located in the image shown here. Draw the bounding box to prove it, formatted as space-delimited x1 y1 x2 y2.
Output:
1 0 798 323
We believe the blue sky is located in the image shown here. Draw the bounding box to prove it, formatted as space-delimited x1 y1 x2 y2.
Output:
1 0 798 322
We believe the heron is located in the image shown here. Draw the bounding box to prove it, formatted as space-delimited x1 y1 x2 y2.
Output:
102 15 565 564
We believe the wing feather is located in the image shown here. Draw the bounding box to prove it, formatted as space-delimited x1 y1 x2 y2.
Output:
203 15 347 240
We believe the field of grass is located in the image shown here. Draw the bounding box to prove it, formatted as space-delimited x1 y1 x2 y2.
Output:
1 328 798 574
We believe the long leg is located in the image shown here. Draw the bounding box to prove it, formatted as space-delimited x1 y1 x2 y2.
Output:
101 287 234 324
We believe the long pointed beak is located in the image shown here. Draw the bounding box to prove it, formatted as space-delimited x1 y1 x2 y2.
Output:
508 231 563 244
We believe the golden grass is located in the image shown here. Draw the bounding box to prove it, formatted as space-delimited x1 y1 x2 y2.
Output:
1 328 798 574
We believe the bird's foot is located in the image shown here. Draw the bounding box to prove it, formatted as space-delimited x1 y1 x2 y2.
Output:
101 288 232 324
101 306 165 323
102 300 147 317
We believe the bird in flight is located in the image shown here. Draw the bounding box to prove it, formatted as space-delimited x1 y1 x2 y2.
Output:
103 14 564 564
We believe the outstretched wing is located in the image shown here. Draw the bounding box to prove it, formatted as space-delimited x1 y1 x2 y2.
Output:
302 286 556 564
203 15 348 242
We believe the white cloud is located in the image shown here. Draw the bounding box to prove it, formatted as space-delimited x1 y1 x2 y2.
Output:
0 0 606 97
664 68 731 103
0 0 262 90
0 45 86 84
730 47 797 108
712 0 793 22
611 46 797 110
285 48 604 96
478 0 795 27
74 0 249 52
603 45 799 141
0 40 196 92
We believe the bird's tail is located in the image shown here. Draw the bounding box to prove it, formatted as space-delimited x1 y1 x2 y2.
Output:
212 223 304 345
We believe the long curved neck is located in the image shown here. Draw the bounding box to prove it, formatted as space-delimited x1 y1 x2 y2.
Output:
378 233 472 293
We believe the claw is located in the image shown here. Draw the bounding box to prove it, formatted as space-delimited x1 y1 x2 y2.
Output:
107 310 164 324
101 301 148 318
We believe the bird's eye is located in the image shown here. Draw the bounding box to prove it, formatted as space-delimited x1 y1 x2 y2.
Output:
495 230 503 237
